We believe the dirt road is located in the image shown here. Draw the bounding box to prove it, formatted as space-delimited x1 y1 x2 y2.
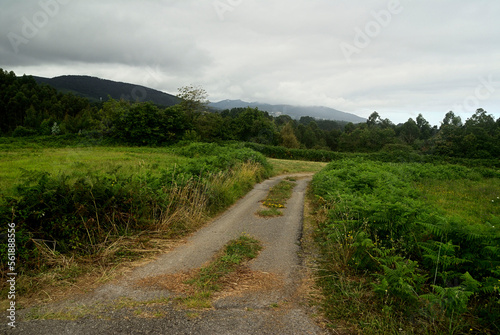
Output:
3 174 328 335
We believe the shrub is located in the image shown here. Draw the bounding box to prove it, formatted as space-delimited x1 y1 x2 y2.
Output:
12 126 38 137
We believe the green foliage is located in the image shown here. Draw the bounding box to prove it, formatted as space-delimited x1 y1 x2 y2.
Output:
243 142 344 161
372 257 425 304
0 69 96 135
12 126 38 137
105 100 189 145
421 285 474 317
0 144 271 275
312 158 500 333
171 142 273 177
2 69 499 159
280 121 300 148
177 85 209 123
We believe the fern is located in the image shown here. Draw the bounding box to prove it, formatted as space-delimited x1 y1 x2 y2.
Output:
373 257 426 303
421 285 474 317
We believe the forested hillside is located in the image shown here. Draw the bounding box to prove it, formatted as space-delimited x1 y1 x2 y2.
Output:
1 69 499 158
33 75 179 106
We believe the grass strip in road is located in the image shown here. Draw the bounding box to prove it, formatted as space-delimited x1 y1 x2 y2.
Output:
257 178 297 217
178 234 262 308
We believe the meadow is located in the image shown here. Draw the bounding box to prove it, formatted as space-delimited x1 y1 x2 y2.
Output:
311 158 500 334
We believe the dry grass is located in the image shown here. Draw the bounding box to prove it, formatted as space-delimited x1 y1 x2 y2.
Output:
1 233 181 310
155 178 209 232
138 267 282 298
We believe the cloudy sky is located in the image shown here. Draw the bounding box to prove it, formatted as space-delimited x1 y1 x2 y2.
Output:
1 0 499 125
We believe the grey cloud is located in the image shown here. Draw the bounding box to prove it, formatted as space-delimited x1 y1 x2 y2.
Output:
1 0 499 126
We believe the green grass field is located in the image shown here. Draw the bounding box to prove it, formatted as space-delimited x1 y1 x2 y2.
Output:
0 149 327 197
0 146 194 197
267 158 327 175
0 141 275 306
416 178 500 226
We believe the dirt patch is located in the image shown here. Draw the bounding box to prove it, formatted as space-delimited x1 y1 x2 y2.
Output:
135 266 284 299
136 270 199 295
215 267 284 298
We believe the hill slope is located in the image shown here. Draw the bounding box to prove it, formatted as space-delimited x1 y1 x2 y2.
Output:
210 99 365 123
33 75 179 106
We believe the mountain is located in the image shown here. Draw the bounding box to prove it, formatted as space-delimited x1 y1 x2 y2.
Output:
210 99 365 123
33 75 179 106
33 75 364 123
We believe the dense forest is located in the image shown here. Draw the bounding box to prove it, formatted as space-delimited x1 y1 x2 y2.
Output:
1 69 499 158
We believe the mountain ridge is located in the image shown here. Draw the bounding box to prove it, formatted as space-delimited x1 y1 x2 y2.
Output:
209 100 365 123
33 75 180 107
33 75 365 123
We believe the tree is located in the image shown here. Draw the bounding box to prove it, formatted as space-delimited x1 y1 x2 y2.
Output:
461 109 499 158
416 114 432 140
441 111 462 128
275 114 294 128
399 118 420 145
367 111 381 127
111 101 188 145
177 85 209 124
230 107 276 143
432 111 464 156
280 122 300 148
195 112 226 141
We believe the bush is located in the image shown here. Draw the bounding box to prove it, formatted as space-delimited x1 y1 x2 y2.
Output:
12 126 38 137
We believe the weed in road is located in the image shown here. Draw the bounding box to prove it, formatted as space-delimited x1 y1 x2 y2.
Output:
257 179 296 217
179 234 262 309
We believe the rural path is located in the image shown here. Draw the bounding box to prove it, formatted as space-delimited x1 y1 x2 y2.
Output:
3 174 329 335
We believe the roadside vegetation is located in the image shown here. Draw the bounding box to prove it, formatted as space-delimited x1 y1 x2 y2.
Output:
0 141 272 307
310 158 500 334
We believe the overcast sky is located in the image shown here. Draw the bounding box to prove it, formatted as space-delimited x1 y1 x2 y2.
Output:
1 0 499 125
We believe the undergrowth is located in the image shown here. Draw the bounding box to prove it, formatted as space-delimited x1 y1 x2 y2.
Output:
0 142 272 301
311 158 500 334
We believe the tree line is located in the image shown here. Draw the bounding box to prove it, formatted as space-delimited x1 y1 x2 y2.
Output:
1 69 499 158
